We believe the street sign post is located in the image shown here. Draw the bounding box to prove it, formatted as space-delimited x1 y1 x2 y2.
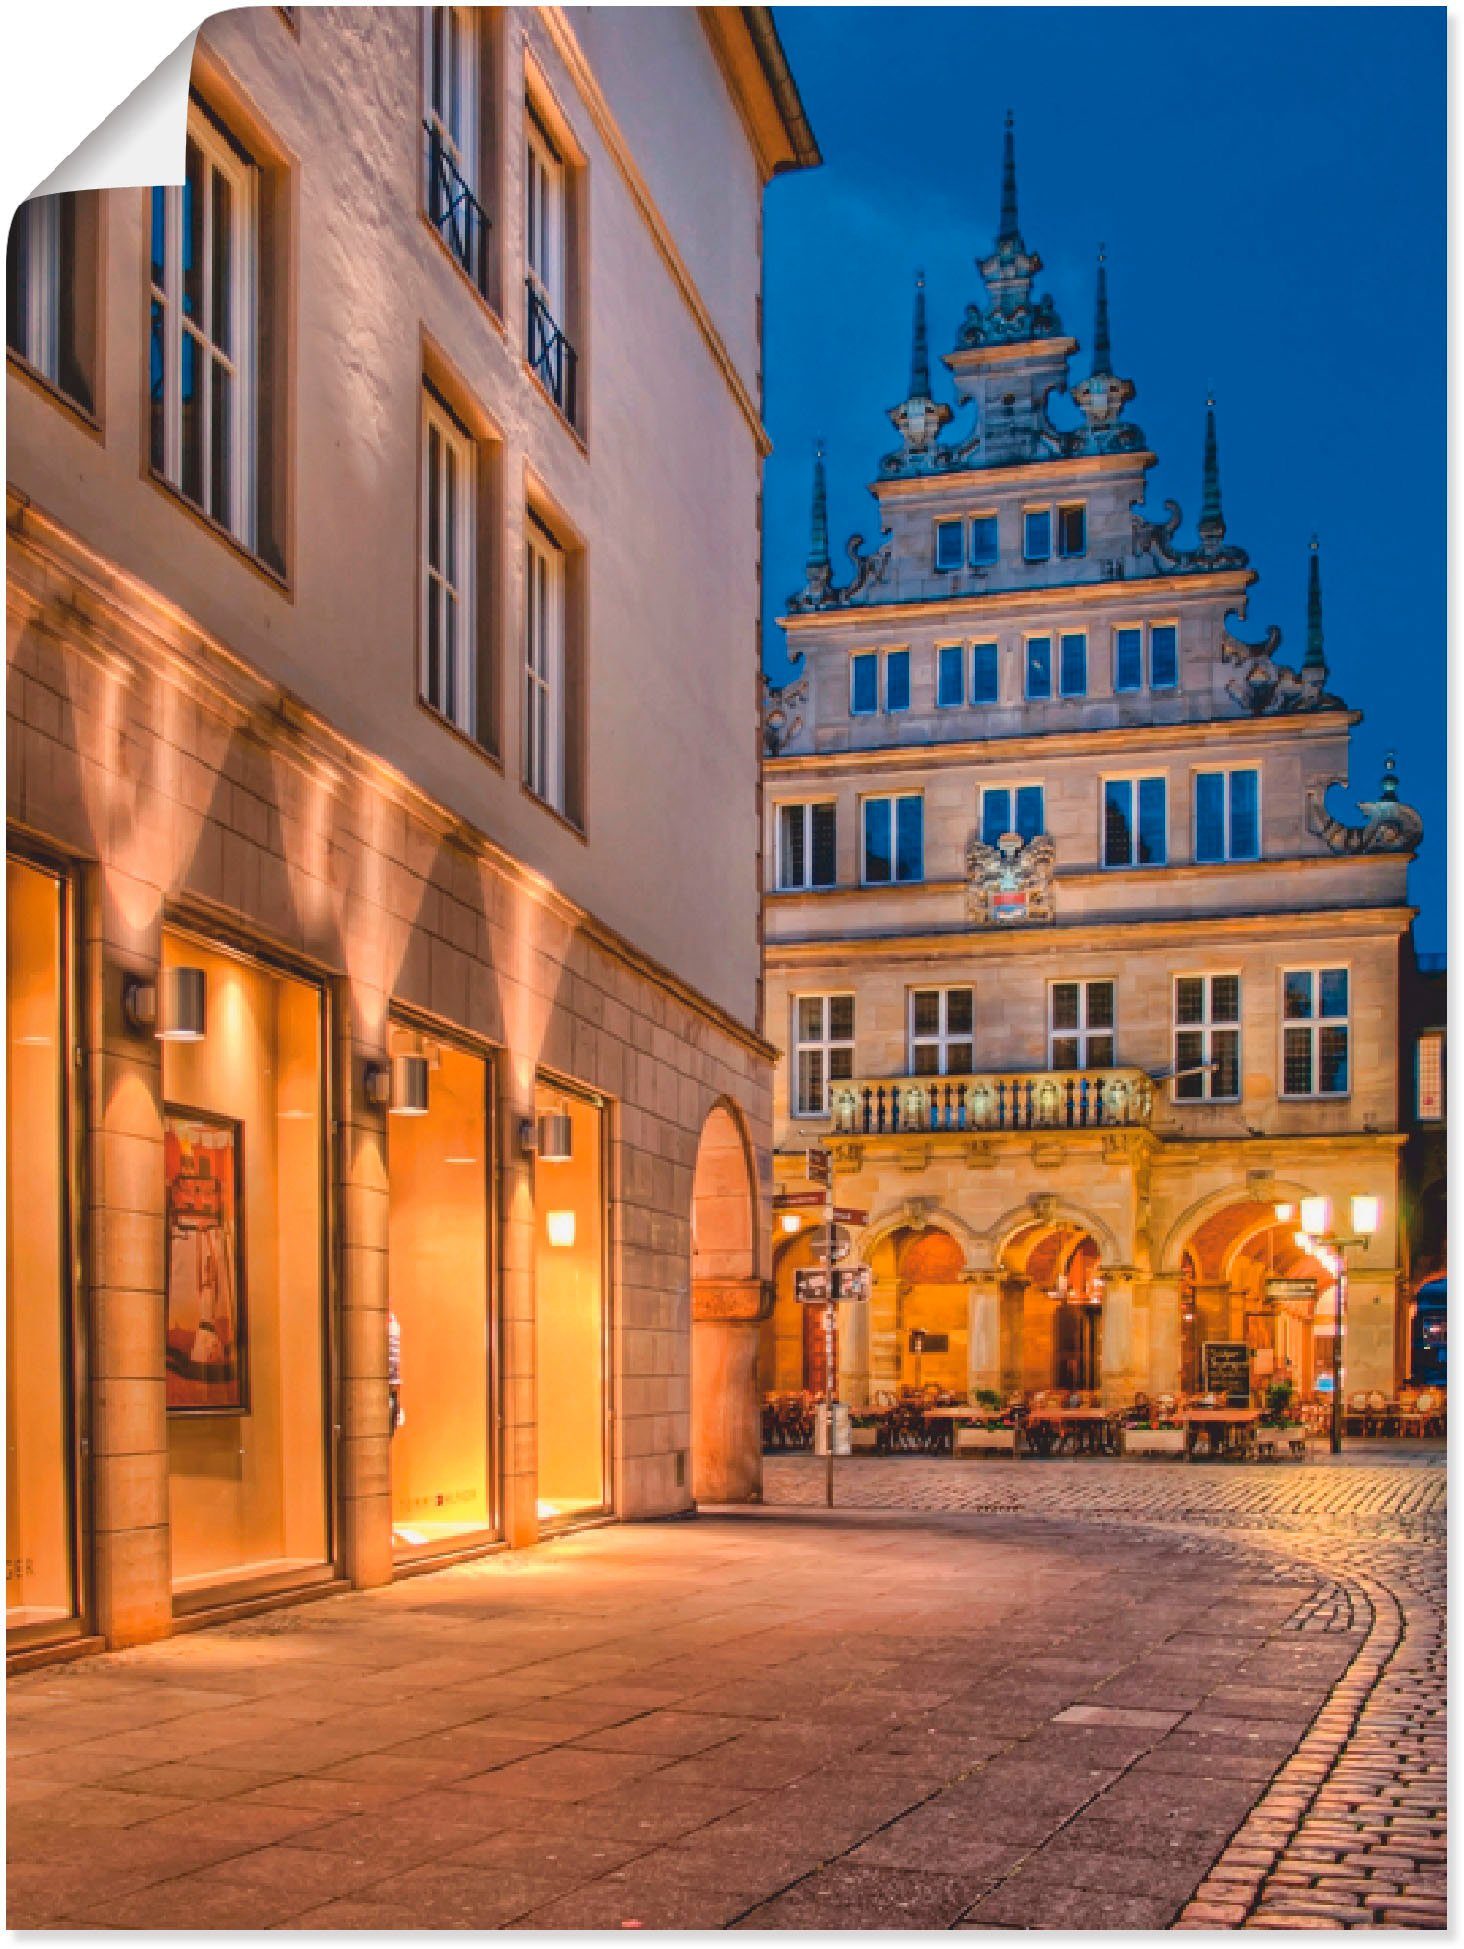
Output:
1265 1277 1320 1303
794 1265 872 1304
773 1190 830 1212
806 1146 832 1186
831 1206 869 1226
811 1225 852 1266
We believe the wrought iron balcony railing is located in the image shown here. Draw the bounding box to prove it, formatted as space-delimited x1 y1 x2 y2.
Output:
830 1067 1155 1138
424 122 491 299
526 279 579 424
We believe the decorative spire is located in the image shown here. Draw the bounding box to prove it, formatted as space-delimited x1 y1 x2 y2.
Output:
883 272 952 471
1302 533 1327 675
1091 245 1112 377
957 113 1063 350
1197 394 1226 551
1070 247 1139 451
998 109 1020 245
1380 751 1400 804
909 270 932 400
806 441 829 579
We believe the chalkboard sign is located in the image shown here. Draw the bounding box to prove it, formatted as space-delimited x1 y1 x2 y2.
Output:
1202 1340 1252 1406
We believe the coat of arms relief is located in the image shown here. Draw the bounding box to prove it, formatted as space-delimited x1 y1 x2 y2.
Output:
965 829 1057 926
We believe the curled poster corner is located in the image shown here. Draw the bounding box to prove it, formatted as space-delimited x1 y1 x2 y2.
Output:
32 28 198 201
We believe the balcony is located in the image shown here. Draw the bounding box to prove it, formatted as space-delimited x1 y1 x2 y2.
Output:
830 1067 1155 1138
526 280 579 424
424 122 492 300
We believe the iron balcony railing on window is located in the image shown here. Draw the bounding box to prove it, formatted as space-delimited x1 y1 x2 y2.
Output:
424 121 491 299
830 1067 1155 1139
526 278 578 424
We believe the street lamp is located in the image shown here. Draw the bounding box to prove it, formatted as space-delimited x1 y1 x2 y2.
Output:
1278 1194 1381 1455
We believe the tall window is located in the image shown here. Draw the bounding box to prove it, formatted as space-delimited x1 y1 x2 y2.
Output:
862 795 923 885
1059 631 1088 698
1103 776 1167 867
1025 635 1053 700
778 802 836 891
850 652 878 716
423 7 488 296
981 784 1044 848
1282 968 1349 1097
1049 980 1115 1070
1057 504 1087 558
1194 768 1260 863
793 995 854 1118
1113 626 1143 694
968 514 999 565
524 514 565 811
971 641 1000 705
1150 622 1179 690
910 988 974 1076
884 648 911 713
1417 1029 1445 1122
525 105 575 420
936 644 965 708
934 518 963 571
421 388 476 735
1113 622 1178 693
6 193 96 414
150 110 258 546
1023 508 1052 562
1174 975 1241 1101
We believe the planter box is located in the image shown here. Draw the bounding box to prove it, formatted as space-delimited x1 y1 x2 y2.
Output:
955 1425 1018 1456
1123 1426 1186 1458
849 1424 880 1452
1256 1423 1310 1460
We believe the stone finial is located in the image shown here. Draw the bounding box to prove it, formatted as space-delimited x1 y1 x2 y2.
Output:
1198 395 1226 551
999 109 1020 245
909 269 932 401
1091 245 1112 377
807 441 829 577
1380 750 1400 804
1302 533 1327 676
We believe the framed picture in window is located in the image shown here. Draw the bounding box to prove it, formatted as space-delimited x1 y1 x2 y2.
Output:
163 1106 248 1414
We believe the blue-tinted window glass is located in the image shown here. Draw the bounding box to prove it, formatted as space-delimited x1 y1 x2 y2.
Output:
851 653 878 716
1150 623 1178 689
1059 631 1088 697
1194 772 1226 863
1229 769 1260 860
1138 777 1167 863
1319 967 1349 1018
969 515 999 565
936 645 964 708
981 790 1011 848
895 797 924 882
885 650 910 712
1103 780 1133 867
1023 508 1051 562
1015 785 1045 842
1114 628 1143 693
862 798 892 882
971 642 999 704
1025 637 1052 700
935 519 963 571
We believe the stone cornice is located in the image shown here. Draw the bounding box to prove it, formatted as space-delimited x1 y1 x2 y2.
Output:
942 336 1078 371
779 565 1257 635
870 449 1155 502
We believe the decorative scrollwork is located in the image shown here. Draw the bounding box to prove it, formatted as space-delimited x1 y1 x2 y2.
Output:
1130 496 1250 574
761 674 808 757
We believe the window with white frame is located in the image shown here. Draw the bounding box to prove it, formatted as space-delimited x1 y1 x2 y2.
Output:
524 513 565 810
778 801 836 891
980 783 1044 848
1049 980 1115 1070
1417 1029 1445 1122
1282 968 1349 1097
421 387 476 735
1103 775 1167 867
149 109 258 546
1194 768 1260 863
862 794 923 884
909 987 974 1076
423 7 487 292
1173 974 1240 1101
793 994 854 1118
1112 621 1178 693
1059 630 1088 698
525 104 575 418
6 195 67 395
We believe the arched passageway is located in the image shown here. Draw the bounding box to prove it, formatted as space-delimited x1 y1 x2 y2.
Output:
1178 1198 1337 1399
1000 1219 1105 1394
688 1102 763 1503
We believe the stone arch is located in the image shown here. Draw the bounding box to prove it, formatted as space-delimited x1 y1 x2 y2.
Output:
1158 1179 1320 1278
861 1198 985 1271
689 1097 764 1505
986 1197 1122 1271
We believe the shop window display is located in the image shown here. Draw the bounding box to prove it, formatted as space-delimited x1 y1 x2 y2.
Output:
387 1028 494 1555
533 1083 607 1522
162 932 330 1599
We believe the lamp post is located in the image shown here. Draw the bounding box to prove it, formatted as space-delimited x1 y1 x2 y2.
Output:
1275 1194 1382 1455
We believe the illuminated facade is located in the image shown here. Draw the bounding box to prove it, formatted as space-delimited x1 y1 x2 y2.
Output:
6 6 815 1657
761 121 1422 1413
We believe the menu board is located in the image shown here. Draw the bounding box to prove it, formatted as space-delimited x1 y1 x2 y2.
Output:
1202 1340 1252 1406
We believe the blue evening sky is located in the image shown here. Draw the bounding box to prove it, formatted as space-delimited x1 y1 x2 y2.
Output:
760 7 1445 949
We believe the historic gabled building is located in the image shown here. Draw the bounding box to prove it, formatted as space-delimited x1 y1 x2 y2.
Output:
761 118 1423 1411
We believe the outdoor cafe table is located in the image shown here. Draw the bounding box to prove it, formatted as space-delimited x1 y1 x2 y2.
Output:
920 1405 1014 1455
1024 1407 1110 1456
1174 1405 1261 1461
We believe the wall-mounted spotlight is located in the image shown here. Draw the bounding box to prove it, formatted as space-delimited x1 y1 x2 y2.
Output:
123 966 207 1040
536 1105 574 1163
365 1052 431 1115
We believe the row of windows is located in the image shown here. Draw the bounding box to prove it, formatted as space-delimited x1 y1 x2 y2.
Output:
933 502 1087 573
789 969 1353 1117
774 766 1263 890
850 624 1178 716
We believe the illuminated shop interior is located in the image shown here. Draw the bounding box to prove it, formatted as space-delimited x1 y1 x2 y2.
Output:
6 859 75 1634
161 931 330 1600
533 1082 607 1523
386 1025 494 1556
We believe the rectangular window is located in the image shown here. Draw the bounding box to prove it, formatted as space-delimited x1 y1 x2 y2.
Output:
850 652 878 716
778 802 836 892
793 994 854 1118
862 795 923 885
934 518 964 572
1194 768 1261 863
1103 776 1167 867
1057 504 1087 558
968 514 999 565
1059 631 1088 698
971 641 1000 705
1417 1029 1445 1122
884 648 911 713
1025 635 1053 701
1150 622 1179 690
1049 980 1115 1070
149 110 258 548
936 644 965 709
909 987 974 1077
423 7 488 296
1114 626 1144 694
981 784 1044 849
1282 967 1349 1097
1023 507 1052 562
524 513 565 812
1174 974 1241 1101
525 105 576 422
7 192 97 415
421 388 476 736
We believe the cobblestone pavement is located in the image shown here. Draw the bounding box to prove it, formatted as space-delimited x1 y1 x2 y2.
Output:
5 1452 1444 1930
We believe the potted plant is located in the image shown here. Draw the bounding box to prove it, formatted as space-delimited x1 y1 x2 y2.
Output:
955 1387 1019 1456
1257 1379 1309 1459
1123 1392 1185 1457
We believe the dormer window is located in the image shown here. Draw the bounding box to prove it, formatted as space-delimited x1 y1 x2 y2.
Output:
1057 504 1087 558
1023 508 1051 562
934 518 963 572
968 514 999 565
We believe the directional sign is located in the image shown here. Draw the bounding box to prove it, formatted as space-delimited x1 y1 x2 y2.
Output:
810 1226 852 1266
831 1206 869 1227
1266 1278 1319 1303
794 1265 871 1305
774 1190 829 1211
806 1146 833 1186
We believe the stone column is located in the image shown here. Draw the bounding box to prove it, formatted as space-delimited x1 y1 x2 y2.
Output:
1146 1274 1182 1397
691 1276 770 1503
868 1275 900 1398
999 1276 1026 1395
1193 1280 1233 1384
338 994 392 1589
966 1273 1002 1397
1099 1273 1141 1406
1340 1270 1401 1395
839 1287 871 1406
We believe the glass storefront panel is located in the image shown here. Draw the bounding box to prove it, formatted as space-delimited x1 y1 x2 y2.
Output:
533 1084 607 1523
162 932 330 1597
6 858 76 1634
388 1027 494 1556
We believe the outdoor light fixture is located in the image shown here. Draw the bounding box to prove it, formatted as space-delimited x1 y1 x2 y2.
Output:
1292 1189 1383 1457
536 1106 574 1163
1351 1195 1381 1238
124 966 208 1040
1299 1195 1332 1237
365 1053 431 1115
1273 1201 1296 1224
545 1210 576 1248
780 1213 801 1234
